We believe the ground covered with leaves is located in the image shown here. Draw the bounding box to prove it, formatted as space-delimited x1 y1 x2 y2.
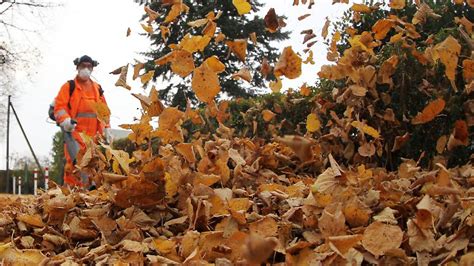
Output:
1 134 474 264
2 0 474 265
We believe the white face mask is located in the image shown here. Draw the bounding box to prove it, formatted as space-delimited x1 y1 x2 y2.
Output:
78 68 92 79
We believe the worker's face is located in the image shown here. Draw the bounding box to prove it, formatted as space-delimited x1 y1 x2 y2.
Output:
77 62 93 80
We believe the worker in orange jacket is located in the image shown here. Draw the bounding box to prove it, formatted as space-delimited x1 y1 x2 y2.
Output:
53 55 111 187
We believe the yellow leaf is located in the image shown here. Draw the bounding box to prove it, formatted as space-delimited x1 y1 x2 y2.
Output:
158 107 185 131
306 113 320 133
300 83 311 96
351 121 380 139
185 99 204 125
249 216 278 237
228 198 251 212
343 199 371 227
372 19 394 40
204 56 225 73
112 160 121 175
226 39 248 62
351 3 372 13
262 110 276 122
432 36 461 84
153 238 176 254
153 107 185 144
303 50 314 65
378 55 399 84
120 115 152 145
175 143 196 163
171 50 195 78
141 23 153 33
164 172 178 198
165 3 189 23
192 63 221 103
89 102 111 125
17 214 44 227
132 87 165 117
194 174 221 187
350 85 368 97
274 46 302 79
232 0 251 15
389 0 405 9
327 31 342 61
140 70 155 84
411 98 446 125
179 34 211 53
269 76 282 93
390 32 404 43
348 32 375 55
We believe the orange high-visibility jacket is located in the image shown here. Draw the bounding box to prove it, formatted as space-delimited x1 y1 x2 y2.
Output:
54 78 110 137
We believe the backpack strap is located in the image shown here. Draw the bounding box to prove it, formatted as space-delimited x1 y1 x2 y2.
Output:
98 84 104 96
67 80 75 109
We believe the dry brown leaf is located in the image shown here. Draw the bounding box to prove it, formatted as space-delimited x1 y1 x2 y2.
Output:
319 203 346 238
411 98 446 125
231 67 252 83
322 17 330 39
362 221 403 257
432 35 461 87
264 8 280 33
242 234 278 264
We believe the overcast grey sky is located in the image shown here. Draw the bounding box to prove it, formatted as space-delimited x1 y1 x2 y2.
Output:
0 0 350 169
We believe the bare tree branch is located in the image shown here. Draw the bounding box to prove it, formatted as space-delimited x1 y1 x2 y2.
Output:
1 0 54 8
0 19 34 31
0 2 14 15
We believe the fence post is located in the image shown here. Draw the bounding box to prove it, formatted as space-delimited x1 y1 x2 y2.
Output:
12 176 16 195
6 95 11 193
44 167 49 190
18 175 22 195
34 168 38 196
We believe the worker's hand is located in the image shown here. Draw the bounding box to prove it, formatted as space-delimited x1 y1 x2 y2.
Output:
60 118 76 132
104 128 113 143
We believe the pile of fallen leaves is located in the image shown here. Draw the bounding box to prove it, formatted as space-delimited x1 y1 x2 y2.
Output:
2 0 474 264
1 131 474 264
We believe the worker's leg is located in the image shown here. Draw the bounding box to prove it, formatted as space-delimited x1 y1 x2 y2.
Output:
63 131 83 187
63 143 82 186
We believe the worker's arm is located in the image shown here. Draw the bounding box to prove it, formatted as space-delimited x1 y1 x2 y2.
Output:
54 82 72 123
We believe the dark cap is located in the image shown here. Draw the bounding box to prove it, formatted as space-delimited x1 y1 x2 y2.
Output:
73 55 99 67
